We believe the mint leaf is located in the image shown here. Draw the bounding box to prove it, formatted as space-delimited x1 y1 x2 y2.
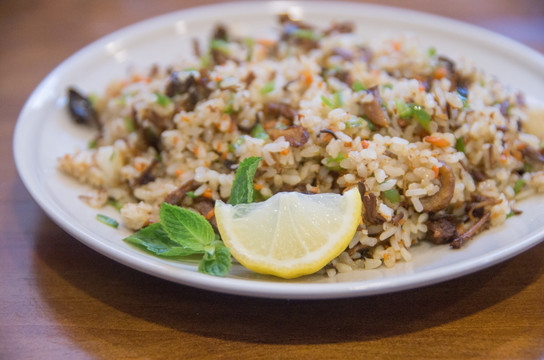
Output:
123 223 198 257
198 242 232 276
159 203 215 251
229 156 262 205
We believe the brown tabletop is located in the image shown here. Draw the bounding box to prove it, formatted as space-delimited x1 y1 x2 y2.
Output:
2 0 543 358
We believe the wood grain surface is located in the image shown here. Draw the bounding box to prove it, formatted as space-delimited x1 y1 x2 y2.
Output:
1 1 543 359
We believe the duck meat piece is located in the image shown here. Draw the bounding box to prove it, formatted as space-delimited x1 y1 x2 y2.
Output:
426 216 459 244
267 125 309 147
262 102 298 122
134 159 159 186
358 182 386 225
163 180 196 206
450 212 490 249
361 86 389 128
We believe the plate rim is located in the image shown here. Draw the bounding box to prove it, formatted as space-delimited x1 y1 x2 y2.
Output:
13 0 544 299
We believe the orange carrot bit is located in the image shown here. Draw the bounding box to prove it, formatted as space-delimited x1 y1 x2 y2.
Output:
516 143 528 151
280 148 290 156
193 147 200 157
499 155 508 165
215 142 222 152
513 150 523 161
181 116 191 123
204 161 210 167
418 83 425 92
433 67 447 80
322 133 333 143
202 188 213 199
302 69 313 86
424 136 450 148
317 81 323 89
253 183 264 191
257 38 277 47
215 75 222 83
221 151 228 160
134 162 147 172
432 165 439 179
173 136 179 145
264 120 277 130
175 169 184 177
344 141 352 148
361 140 370 149
205 208 215 220
392 40 402 51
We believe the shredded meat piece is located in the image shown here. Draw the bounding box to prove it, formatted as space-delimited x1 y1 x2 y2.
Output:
426 216 459 244
324 21 354 35
192 198 218 231
243 71 256 88
390 212 404 226
163 180 196 206
212 24 229 41
192 38 201 58
361 86 389 128
470 169 487 183
522 145 544 163
165 70 212 111
466 193 501 221
358 182 386 225
278 13 319 52
267 125 309 147
451 212 491 249
134 159 159 186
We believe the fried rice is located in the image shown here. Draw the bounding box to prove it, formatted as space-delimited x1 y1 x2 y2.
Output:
59 15 544 276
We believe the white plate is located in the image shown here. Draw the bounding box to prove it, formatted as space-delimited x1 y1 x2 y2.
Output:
13 1 544 299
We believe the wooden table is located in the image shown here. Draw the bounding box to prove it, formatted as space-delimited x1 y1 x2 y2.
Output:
2 1 543 358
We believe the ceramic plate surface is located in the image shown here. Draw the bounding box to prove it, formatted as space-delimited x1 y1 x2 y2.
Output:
14 1 544 299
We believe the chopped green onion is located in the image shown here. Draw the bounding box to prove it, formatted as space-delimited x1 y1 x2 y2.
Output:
244 37 255 61
352 80 366 92
427 46 436 57
223 94 236 114
345 117 364 128
333 91 344 108
383 188 401 203
123 117 135 133
260 81 275 95
155 92 171 107
200 53 211 68
88 93 99 107
321 95 335 108
115 94 126 106
250 123 269 140
363 116 376 131
96 214 119 228
291 28 320 40
88 139 97 149
514 179 525 194
186 191 200 199
455 137 466 153
228 137 245 153
410 104 431 132
395 99 412 118
210 39 230 54
107 198 124 211
109 151 116 161
523 162 533 173
383 83 393 90
506 211 515 219
326 153 346 164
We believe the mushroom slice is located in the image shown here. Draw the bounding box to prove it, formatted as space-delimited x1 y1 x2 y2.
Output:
420 163 455 212
267 125 309 147
361 86 389 128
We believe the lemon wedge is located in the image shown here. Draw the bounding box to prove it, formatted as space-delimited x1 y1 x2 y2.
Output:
215 187 362 279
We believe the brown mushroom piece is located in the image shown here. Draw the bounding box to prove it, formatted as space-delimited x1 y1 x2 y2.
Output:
67 87 99 127
267 125 309 147
420 162 455 212
361 85 389 128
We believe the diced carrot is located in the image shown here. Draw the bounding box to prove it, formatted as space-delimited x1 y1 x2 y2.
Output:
280 148 290 156
424 136 450 148
221 151 228 160
433 67 447 80
173 136 179 145
344 141 352 147
432 165 439 179
205 208 215 220
516 143 528 151
181 116 191 123
264 120 277 129
499 155 507 164
513 150 523 161
257 38 277 47
202 188 213 199
193 147 200 156
392 40 402 51
418 83 425 92
204 161 210 167
135 162 146 172
253 183 264 190
302 69 313 86
361 140 370 149
322 133 333 143
317 81 323 89
175 169 184 177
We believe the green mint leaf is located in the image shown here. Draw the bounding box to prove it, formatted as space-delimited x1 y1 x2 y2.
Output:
229 156 262 205
159 203 215 251
124 223 199 257
198 242 232 276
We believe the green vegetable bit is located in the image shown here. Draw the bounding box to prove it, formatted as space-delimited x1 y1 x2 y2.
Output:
155 92 171 107
228 137 245 153
352 80 366 92
250 123 270 140
427 46 436 57
410 104 431 131
506 211 515 219
345 117 364 129
223 93 236 114
383 188 401 203
96 214 119 228
514 178 525 194
382 83 393 90
107 198 124 211
185 191 200 199
123 117 136 133
291 28 320 40
88 138 98 149
210 39 230 54
395 99 412 119
260 81 275 95
229 156 262 205
321 91 344 109
244 37 255 61
455 137 466 153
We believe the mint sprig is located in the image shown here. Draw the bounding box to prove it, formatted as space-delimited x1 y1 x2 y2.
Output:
229 156 262 205
123 156 263 276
